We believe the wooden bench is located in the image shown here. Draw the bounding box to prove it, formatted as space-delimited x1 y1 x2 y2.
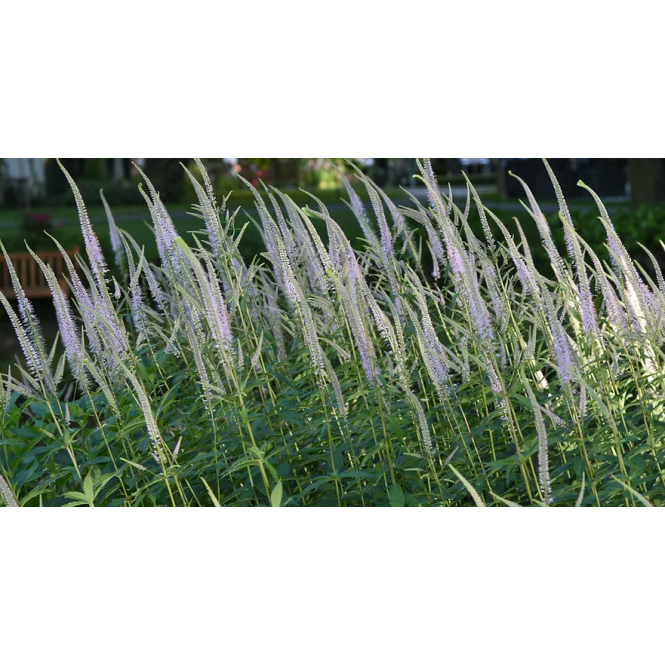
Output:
0 247 80 300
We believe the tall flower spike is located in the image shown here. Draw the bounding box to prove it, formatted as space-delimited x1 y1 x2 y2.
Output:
401 205 445 276
176 239 234 372
578 236 629 334
524 380 553 505
460 336 471 382
4 367 12 408
514 218 539 286
83 271 130 372
376 185 408 241
300 295 327 380
406 389 434 456
478 254 508 333
463 173 495 252
466 264 495 344
330 270 376 384
462 183 471 223
577 179 653 334
276 189 326 291
183 162 226 261
0 241 53 391
484 208 539 297
511 170 568 281
193 158 219 213
404 301 449 399
542 159 598 337
100 190 125 272
407 270 451 368
187 310 219 406
360 282 408 385
542 287 576 386
122 366 165 460
202 248 235 355
637 243 665 333
365 180 399 294
322 355 347 420
263 288 287 360
277 192 335 281
330 161 380 251
46 233 104 363
455 199 488 260
113 277 121 299
134 167 183 279
119 233 148 337
421 158 443 214
57 159 108 290
0 290 49 390
560 213 599 337
123 231 167 313
265 185 298 259
27 247 88 388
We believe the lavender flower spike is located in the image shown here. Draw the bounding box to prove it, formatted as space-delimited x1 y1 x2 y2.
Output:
100 189 125 272
422 158 443 213
329 161 380 251
542 289 576 386
0 241 53 391
542 159 598 336
57 159 109 290
0 290 46 388
27 247 88 388
406 390 434 456
122 366 165 461
524 380 553 505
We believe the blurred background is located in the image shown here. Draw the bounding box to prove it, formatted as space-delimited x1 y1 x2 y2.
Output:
2 157 665 371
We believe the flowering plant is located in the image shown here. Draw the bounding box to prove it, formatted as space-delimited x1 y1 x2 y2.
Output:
0 158 663 507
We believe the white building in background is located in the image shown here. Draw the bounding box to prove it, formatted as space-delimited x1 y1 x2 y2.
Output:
459 158 491 173
1 158 47 202
3 158 46 182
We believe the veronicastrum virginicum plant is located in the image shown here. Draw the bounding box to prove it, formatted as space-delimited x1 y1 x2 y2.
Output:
1 158 664 507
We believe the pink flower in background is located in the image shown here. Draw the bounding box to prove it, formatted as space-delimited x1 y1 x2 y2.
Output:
21 212 52 226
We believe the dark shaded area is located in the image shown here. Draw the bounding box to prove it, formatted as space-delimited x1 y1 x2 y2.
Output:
43 158 143 207
142 158 190 202
627 159 665 207
498 158 627 199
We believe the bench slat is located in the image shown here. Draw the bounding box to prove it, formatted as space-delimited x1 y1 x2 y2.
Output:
0 247 80 300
